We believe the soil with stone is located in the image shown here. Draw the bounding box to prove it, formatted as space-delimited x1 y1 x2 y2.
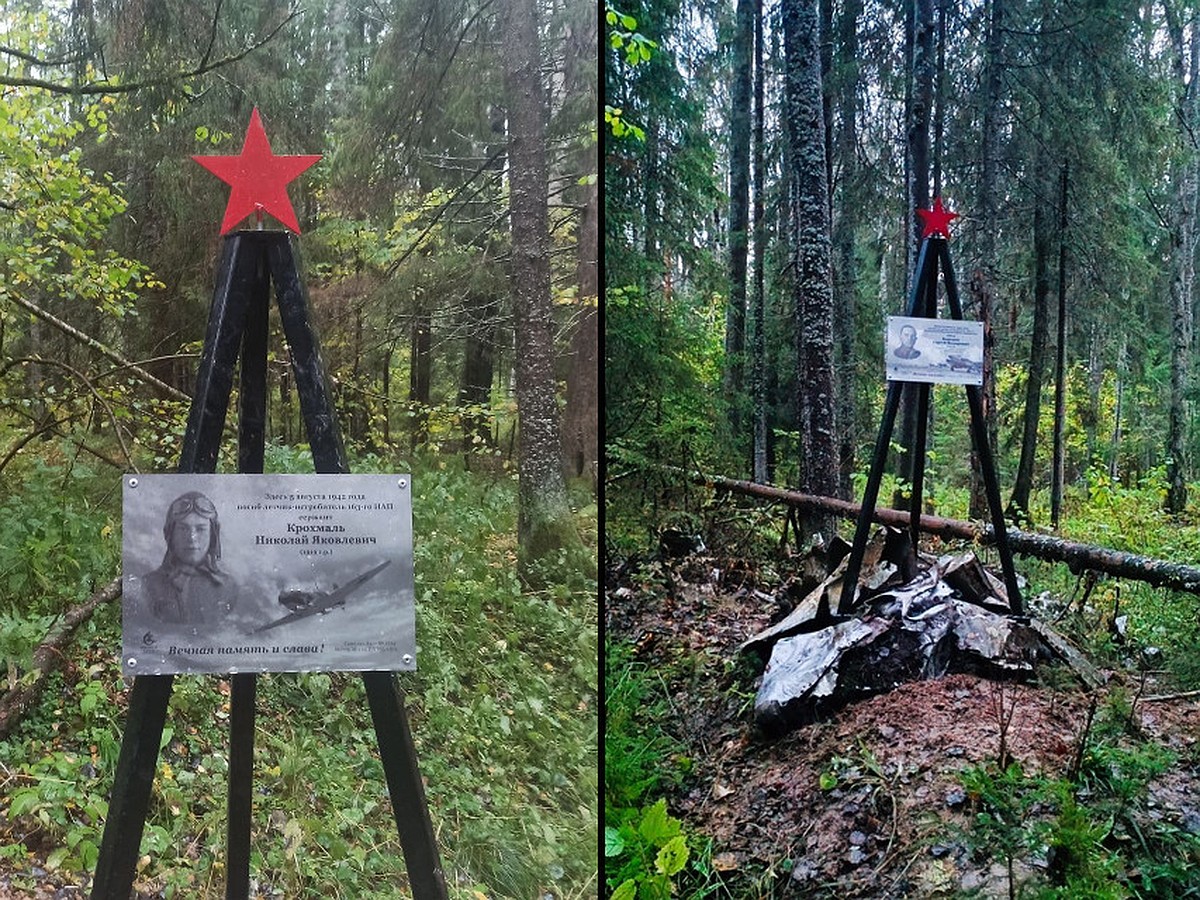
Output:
605 543 1200 898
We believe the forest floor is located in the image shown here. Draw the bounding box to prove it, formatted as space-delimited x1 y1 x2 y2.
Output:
605 542 1200 898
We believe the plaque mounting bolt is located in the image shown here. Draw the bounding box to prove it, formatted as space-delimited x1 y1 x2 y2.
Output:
128 477 139 488
398 478 408 489
402 654 413 665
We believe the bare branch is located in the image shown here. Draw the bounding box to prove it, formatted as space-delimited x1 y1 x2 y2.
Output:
3 292 189 401
0 45 88 68
0 414 69 476
3 356 136 471
383 147 506 278
0 8 300 97
199 0 226 71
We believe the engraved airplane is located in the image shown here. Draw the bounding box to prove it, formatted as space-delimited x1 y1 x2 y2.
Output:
253 560 392 633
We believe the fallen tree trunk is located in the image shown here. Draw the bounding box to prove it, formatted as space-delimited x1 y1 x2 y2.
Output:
675 468 1200 596
0 575 122 740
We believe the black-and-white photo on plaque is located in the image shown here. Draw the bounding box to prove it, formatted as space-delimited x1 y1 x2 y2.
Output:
122 474 415 675
885 315 985 386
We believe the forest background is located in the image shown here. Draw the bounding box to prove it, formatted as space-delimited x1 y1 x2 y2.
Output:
606 0 1200 895
606 0 1200 515
0 1 598 898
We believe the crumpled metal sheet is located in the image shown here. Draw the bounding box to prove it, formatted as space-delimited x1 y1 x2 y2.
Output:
749 531 1060 736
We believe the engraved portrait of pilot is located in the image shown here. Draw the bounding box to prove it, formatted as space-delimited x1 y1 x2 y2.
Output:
130 491 240 627
893 323 922 359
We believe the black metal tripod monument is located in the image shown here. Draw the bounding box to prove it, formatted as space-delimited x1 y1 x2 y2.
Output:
91 112 447 900
840 202 1023 615
91 230 446 900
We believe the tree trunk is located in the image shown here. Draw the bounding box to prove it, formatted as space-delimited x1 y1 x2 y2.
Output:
1051 161 1069 528
561 0 597 486
1009 165 1052 521
460 295 497 454
896 0 934 507
562 197 598 483
382 340 392 446
1110 335 1125 481
1166 10 1199 514
725 0 754 452
408 294 431 451
503 0 581 580
783 0 837 537
1085 323 1101 475
820 0 834 209
970 0 1005 519
932 0 946 197
751 0 768 484
832 0 861 500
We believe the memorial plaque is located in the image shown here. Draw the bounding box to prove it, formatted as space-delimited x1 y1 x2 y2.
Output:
122 474 415 675
885 315 984 385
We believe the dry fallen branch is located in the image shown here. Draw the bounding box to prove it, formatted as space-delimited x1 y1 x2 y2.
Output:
670 467 1200 596
0 576 122 740
4 292 188 401
1140 688 1200 702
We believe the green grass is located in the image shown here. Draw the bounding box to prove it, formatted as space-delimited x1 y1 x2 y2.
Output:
0 443 597 899
605 640 733 900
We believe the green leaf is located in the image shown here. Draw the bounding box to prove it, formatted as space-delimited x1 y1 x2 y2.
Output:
610 879 637 900
819 771 838 790
45 846 69 871
195 125 209 141
8 788 41 817
655 835 689 877
621 13 637 29
605 825 626 857
638 798 680 845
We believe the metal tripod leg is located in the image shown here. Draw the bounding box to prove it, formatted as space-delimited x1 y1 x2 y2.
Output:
93 235 261 900
227 260 271 899
265 233 447 897
937 240 1023 613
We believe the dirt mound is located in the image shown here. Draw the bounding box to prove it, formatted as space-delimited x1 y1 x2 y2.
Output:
606 548 1200 897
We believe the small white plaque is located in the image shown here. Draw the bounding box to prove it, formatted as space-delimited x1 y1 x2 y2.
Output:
885 316 984 385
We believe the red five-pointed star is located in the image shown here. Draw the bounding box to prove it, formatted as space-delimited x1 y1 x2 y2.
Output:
192 108 321 235
916 197 959 240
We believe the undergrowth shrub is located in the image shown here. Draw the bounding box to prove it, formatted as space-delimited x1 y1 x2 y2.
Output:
957 689 1200 898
